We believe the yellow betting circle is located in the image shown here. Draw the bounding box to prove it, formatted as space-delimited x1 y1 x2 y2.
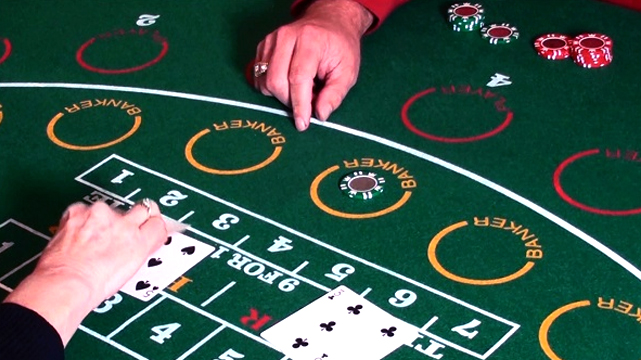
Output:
47 112 141 151
310 165 412 219
427 220 535 285
0 104 3 126
185 128 282 175
539 300 591 360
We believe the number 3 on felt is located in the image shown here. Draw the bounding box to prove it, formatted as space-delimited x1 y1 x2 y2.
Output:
150 323 181 344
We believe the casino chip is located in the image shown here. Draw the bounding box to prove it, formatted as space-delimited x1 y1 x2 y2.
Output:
481 23 519 44
448 3 485 32
571 33 613 68
339 171 385 200
534 33 571 60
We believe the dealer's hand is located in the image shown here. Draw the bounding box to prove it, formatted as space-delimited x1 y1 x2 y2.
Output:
4 200 167 345
254 0 373 131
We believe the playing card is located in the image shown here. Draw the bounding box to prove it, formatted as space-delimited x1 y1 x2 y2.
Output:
333 305 420 360
261 286 419 360
120 232 215 301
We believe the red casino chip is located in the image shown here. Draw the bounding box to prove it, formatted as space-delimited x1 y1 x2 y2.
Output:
571 33 613 68
534 33 571 60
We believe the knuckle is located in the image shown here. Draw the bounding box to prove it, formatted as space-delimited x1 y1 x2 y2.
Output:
288 70 309 85
297 24 322 39
265 75 288 93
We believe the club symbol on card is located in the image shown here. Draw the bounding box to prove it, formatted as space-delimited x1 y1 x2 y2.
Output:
148 258 162 267
181 246 195 255
135 281 158 292
381 326 397 337
320 321 336 331
165 237 172 245
347 305 363 315
292 338 309 348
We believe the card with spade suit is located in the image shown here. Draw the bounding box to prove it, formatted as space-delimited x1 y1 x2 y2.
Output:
261 285 419 360
120 232 215 301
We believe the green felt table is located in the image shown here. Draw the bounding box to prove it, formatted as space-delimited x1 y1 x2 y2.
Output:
1 0 640 359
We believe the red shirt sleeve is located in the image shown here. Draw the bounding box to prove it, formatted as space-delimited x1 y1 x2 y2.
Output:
291 0 411 32
599 0 641 11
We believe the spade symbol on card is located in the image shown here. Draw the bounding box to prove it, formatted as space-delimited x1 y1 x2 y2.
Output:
320 321 336 331
135 281 159 292
292 338 309 349
381 326 397 337
165 236 172 245
181 246 195 255
135 281 151 291
347 305 363 314
148 258 162 267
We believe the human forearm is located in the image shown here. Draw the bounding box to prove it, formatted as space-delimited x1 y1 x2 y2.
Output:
292 0 411 32
4 269 96 345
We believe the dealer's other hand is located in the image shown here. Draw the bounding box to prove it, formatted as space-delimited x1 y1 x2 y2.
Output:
3 200 167 345
254 0 373 131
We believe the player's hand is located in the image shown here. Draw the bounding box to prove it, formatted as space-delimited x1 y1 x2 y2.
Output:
4 200 167 345
254 0 373 131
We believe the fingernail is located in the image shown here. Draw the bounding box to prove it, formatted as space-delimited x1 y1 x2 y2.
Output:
295 118 308 131
317 105 333 122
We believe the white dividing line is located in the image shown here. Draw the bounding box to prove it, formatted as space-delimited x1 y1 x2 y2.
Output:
0 219 52 282
175 324 226 360
482 322 521 360
124 188 142 200
75 153 118 180
162 291 278 350
419 329 484 359
421 316 439 331
92 155 514 327
0 283 13 292
79 325 149 360
292 261 309 274
0 252 42 282
201 281 236 307
233 235 250 247
106 295 167 339
360 287 372 297
2 219 52 241
178 211 195 223
8 82 635 283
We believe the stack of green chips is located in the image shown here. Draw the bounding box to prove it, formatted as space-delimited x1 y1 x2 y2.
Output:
448 3 485 32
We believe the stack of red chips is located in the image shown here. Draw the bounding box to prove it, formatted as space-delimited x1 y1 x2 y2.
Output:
534 33 572 60
571 33 613 68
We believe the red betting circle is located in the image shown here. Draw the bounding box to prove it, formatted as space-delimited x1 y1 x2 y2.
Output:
401 87 513 143
76 36 169 74
553 149 641 216
0 38 12 65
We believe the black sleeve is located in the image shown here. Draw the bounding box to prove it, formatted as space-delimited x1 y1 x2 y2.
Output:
0 302 64 360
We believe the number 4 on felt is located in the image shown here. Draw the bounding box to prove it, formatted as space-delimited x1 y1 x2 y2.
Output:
268 236 293 253
218 348 245 360
150 323 181 344
0 242 13 255
487 73 512 87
